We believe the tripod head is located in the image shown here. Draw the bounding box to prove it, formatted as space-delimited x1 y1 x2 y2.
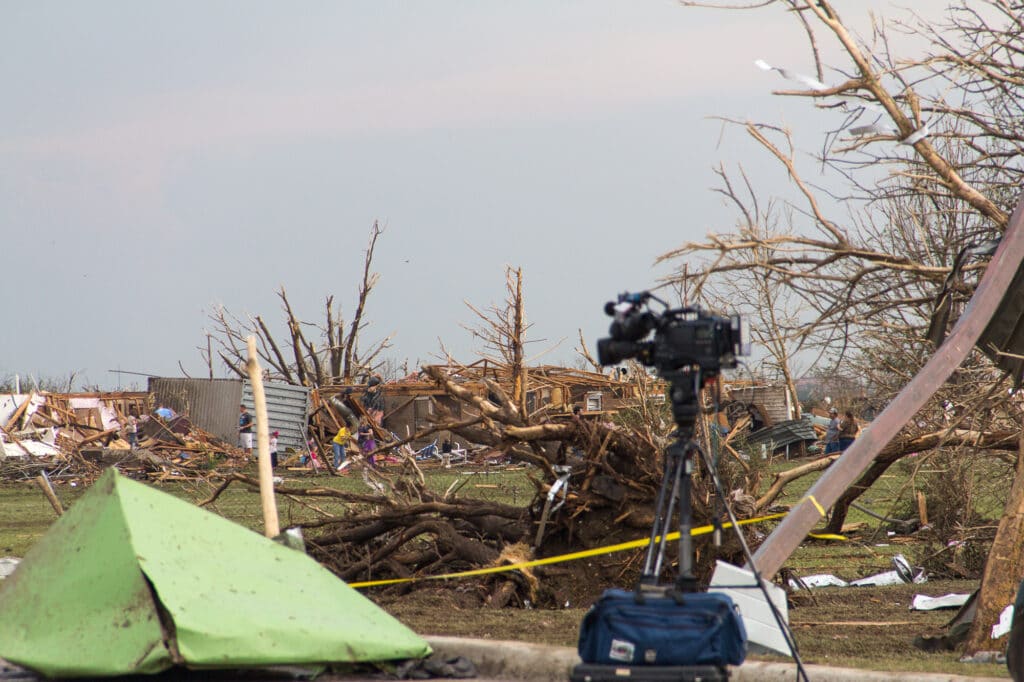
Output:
660 366 713 438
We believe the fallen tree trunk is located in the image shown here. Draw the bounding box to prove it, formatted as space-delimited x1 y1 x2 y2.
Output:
824 429 1018 534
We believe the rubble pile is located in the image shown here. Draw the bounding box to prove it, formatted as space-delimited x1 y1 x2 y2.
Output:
0 391 244 483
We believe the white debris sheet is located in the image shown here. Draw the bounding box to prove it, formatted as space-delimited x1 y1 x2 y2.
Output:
910 593 972 611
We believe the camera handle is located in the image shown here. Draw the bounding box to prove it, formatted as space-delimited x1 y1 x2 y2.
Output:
639 368 703 593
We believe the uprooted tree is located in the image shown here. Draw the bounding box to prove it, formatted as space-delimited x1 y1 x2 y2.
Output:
667 0 1024 654
202 267 771 606
200 221 393 386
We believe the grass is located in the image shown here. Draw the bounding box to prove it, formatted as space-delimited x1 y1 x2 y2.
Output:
0 458 1011 678
0 454 993 589
0 463 536 556
1 480 85 557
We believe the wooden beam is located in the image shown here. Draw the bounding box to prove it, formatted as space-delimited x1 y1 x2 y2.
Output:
751 195 1024 580
4 392 34 432
78 428 118 447
35 474 64 516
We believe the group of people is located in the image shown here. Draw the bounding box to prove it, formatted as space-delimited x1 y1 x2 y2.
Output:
238 402 382 473
823 407 859 453
331 420 376 473
237 404 279 466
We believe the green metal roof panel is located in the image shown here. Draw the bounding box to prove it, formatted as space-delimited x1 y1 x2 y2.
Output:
118 472 430 667
0 469 429 678
0 472 171 677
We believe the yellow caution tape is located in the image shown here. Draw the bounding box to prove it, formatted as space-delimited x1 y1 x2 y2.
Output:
807 533 848 541
348 511 846 589
802 494 826 518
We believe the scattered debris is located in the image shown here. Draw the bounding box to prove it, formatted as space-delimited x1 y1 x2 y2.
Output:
0 559 18 581
911 593 972 611
788 555 927 592
0 391 246 484
993 604 1015 639
850 554 927 586
788 574 849 590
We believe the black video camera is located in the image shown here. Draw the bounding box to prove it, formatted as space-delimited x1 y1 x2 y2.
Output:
596 292 747 376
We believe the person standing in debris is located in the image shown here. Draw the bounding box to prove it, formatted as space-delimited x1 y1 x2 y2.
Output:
838 410 860 451
441 437 454 468
362 375 385 424
125 411 139 450
269 430 279 468
332 424 351 472
304 435 323 470
824 408 841 454
238 404 254 459
358 420 377 467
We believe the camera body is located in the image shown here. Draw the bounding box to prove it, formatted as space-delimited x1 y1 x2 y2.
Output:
597 292 746 377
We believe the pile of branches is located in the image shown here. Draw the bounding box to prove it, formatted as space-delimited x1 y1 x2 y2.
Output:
205 367 759 607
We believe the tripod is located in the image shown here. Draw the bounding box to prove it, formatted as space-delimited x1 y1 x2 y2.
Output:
640 367 706 593
636 366 809 681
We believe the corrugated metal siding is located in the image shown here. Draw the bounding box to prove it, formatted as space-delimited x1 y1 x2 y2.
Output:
149 378 243 444
745 418 817 452
729 385 792 424
241 380 310 451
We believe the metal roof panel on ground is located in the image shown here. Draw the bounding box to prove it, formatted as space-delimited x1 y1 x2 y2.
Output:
743 418 819 451
0 468 430 677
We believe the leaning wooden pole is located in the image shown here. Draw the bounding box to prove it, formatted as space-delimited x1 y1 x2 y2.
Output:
751 196 1024 580
246 336 280 538
34 472 63 517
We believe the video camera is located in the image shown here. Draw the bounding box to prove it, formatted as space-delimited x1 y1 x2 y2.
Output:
597 292 748 377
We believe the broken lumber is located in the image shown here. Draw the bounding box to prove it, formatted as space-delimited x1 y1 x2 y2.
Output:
4 392 34 432
35 474 64 516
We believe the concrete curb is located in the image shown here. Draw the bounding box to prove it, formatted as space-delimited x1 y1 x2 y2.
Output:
426 636 577 682
732 661 1006 682
423 636 1009 682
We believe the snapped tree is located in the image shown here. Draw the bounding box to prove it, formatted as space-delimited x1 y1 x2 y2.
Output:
201 221 393 386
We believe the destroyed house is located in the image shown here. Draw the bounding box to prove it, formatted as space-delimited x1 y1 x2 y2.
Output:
315 361 647 449
0 391 149 460
725 382 794 427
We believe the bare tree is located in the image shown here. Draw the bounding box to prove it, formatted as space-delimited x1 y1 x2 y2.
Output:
695 165 811 418
462 266 532 415
667 0 1024 654
203 222 393 386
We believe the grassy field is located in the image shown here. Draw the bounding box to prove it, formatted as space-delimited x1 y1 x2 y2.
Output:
1 454 1000 590
0 464 535 556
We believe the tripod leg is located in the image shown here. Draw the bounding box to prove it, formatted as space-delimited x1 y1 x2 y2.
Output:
676 443 698 593
641 445 681 583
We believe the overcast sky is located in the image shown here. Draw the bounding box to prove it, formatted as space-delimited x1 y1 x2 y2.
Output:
1 2 934 390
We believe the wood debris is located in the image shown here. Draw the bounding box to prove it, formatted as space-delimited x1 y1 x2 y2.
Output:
0 391 246 484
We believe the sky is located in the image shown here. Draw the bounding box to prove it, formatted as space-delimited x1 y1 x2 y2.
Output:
0 1 935 390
